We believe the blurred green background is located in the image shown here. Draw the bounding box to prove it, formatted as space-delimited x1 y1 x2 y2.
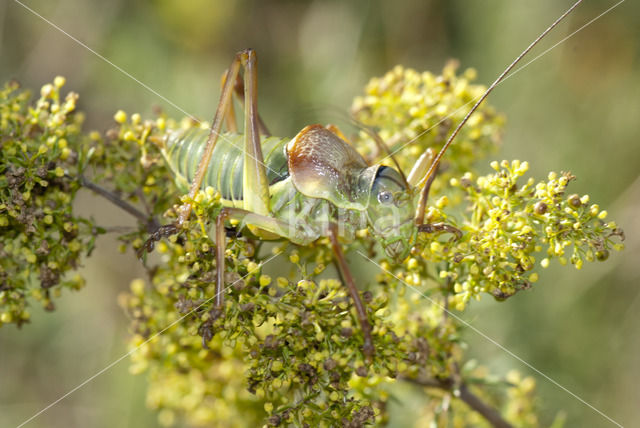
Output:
1 0 638 427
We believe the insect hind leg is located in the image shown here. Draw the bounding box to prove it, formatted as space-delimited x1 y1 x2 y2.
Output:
176 51 246 226
220 68 270 136
238 49 272 219
143 50 273 253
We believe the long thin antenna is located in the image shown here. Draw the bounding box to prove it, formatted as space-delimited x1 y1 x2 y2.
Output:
418 0 584 217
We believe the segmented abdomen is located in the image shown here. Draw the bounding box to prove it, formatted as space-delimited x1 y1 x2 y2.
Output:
163 128 289 204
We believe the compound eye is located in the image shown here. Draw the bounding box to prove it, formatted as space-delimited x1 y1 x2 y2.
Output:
377 191 394 205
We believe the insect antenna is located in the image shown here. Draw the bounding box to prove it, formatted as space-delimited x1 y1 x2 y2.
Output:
416 0 584 223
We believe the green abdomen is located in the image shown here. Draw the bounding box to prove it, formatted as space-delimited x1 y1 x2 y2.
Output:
163 128 290 204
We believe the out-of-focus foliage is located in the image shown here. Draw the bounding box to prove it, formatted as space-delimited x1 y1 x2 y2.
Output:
0 68 624 427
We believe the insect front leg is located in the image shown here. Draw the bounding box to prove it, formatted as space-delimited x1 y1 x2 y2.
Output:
328 222 375 360
214 207 301 312
412 148 438 226
214 209 230 313
410 148 462 240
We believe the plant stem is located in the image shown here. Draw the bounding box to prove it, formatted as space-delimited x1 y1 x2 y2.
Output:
401 376 514 428
78 175 160 232
458 383 513 428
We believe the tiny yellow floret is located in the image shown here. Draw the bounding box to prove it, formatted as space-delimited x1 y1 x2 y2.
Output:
114 110 127 124
130 278 146 296
259 275 271 287
53 76 66 88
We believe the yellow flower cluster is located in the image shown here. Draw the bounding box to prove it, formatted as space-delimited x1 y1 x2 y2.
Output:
423 160 624 310
3 70 624 427
352 62 504 190
0 79 97 325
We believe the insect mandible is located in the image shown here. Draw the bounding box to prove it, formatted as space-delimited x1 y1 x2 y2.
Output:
143 0 584 358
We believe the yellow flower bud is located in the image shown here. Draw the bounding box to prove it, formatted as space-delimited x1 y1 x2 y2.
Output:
114 110 127 124
123 130 136 141
435 195 449 209
247 261 259 273
130 278 145 296
406 258 419 270
259 275 271 287
40 83 54 98
53 76 66 88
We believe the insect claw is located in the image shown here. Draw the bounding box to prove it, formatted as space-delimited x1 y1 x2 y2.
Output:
136 241 152 260
210 306 225 321
418 222 462 241
363 340 375 363
359 318 375 362
225 225 240 238
137 223 181 259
